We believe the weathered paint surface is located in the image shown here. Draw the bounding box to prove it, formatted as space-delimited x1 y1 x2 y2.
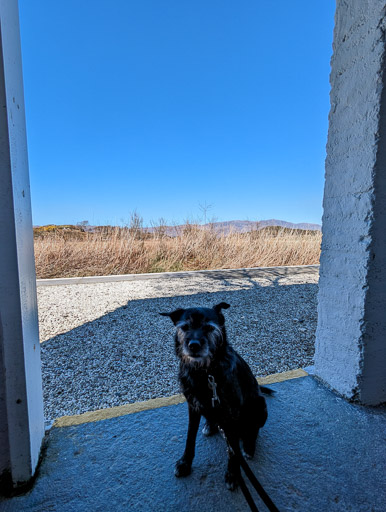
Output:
0 0 44 485
1 377 385 511
315 0 386 404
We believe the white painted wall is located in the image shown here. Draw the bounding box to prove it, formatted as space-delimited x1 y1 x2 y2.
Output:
0 342 10 479
315 0 386 405
0 0 44 486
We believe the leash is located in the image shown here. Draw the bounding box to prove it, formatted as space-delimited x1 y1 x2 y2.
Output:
238 472 260 512
219 428 280 512
208 375 280 512
237 449 280 512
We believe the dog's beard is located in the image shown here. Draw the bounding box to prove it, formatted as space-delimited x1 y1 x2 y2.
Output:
181 346 212 367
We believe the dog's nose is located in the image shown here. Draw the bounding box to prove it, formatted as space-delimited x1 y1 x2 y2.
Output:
188 340 201 353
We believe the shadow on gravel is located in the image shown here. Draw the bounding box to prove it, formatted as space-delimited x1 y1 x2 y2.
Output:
41 279 318 420
150 265 319 282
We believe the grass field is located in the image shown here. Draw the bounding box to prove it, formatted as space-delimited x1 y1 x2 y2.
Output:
34 222 321 279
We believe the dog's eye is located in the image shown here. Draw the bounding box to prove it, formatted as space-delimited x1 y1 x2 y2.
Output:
180 324 189 332
204 324 214 332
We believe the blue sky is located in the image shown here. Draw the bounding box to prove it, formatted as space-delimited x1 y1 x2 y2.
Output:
19 0 335 227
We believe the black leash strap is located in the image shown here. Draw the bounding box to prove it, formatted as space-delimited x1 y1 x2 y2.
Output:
237 452 279 512
224 433 280 512
208 376 279 511
238 473 260 512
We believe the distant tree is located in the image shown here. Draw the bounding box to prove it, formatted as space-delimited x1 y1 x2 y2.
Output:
128 211 144 240
150 217 168 239
198 201 213 225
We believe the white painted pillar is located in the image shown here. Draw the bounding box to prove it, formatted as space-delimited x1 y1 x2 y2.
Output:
315 0 386 405
0 0 44 488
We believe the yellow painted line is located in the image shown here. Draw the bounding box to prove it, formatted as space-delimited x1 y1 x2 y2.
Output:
53 368 308 428
54 394 186 428
258 368 308 385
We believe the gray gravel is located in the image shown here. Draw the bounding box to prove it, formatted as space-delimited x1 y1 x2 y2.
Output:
37 266 319 421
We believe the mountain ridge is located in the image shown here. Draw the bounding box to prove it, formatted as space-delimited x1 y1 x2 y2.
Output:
34 219 322 234
146 219 322 234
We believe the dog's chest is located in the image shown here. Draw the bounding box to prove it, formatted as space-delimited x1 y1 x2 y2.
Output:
180 372 215 411
179 370 233 417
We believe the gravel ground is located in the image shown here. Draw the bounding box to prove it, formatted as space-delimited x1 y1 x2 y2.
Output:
38 266 319 420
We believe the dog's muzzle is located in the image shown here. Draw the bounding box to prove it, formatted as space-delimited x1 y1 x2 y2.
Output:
188 340 201 354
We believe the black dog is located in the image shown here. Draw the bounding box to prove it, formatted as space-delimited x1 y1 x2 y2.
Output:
161 302 269 490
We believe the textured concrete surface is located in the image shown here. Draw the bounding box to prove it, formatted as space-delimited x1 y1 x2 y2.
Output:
315 0 386 404
36 264 320 287
1 376 385 512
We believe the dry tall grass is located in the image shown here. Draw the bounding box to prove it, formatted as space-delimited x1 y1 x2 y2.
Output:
34 224 321 279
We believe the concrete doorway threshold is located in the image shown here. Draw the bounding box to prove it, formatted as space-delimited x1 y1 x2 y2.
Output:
1 375 385 512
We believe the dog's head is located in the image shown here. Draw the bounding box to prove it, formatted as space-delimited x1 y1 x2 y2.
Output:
160 302 230 366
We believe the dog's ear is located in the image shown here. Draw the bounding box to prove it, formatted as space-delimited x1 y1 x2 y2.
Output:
160 309 185 325
213 302 230 314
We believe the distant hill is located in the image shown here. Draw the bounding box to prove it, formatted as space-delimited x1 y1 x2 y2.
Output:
205 219 321 234
34 219 322 239
146 219 321 236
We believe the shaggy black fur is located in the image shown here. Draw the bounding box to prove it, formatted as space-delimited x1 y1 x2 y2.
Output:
160 302 269 490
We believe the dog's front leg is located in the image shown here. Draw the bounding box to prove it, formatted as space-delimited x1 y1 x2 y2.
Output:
175 404 201 477
223 429 241 491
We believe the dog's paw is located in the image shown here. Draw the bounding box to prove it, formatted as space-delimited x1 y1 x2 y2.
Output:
242 448 254 460
225 470 239 491
242 438 256 459
174 458 192 478
202 421 218 437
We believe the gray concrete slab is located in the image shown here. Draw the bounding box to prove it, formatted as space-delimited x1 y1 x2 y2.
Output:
36 264 319 287
1 376 385 512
